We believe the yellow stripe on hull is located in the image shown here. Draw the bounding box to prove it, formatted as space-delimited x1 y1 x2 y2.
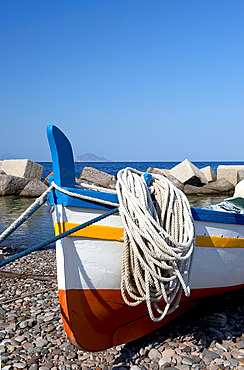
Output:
195 235 244 248
55 222 124 241
55 222 244 248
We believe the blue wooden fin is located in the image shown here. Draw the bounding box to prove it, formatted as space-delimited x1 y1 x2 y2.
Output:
143 173 152 186
47 125 76 187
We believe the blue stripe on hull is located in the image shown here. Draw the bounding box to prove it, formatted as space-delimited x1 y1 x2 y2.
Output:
48 188 244 225
192 207 244 225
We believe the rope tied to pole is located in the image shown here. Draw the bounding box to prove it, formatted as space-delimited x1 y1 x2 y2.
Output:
116 168 195 322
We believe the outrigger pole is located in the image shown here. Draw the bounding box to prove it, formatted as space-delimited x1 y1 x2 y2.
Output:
0 207 118 268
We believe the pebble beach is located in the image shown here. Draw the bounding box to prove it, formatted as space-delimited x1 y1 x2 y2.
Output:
0 247 244 370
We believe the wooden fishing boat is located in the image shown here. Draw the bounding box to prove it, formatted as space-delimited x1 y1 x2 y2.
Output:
46 125 244 351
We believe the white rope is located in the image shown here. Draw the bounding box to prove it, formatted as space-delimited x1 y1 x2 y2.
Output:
116 167 195 322
76 180 117 194
0 181 119 244
52 182 119 207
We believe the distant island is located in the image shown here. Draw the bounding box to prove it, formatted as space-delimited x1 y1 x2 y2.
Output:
75 153 110 162
0 153 21 160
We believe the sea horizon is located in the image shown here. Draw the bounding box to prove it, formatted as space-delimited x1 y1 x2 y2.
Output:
39 160 244 181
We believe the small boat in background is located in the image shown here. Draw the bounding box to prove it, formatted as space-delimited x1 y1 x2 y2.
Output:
46 125 244 351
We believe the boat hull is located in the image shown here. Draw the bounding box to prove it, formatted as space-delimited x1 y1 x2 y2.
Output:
51 204 244 351
46 125 244 350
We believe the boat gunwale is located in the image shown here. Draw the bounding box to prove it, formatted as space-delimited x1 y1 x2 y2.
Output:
48 186 244 225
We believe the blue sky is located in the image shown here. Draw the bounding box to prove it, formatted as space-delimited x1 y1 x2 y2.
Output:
0 1 244 162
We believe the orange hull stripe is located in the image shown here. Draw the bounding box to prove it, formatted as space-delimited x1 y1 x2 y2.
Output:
58 284 244 351
55 222 244 248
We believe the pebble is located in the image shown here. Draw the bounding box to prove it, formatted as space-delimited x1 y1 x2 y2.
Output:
0 248 244 369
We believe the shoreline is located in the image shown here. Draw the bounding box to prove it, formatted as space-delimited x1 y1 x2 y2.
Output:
0 249 244 369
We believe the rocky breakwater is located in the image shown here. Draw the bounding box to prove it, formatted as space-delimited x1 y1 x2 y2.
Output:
147 160 244 197
0 159 48 197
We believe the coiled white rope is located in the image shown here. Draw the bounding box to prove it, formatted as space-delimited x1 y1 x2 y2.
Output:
116 168 195 322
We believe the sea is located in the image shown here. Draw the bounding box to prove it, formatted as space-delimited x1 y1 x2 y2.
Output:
1 161 244 250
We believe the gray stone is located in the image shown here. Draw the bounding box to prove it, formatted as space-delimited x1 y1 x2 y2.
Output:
229 358 238 367
148 362 158 370
200 166 217 182
19 179 48 197
183 178 234 196
146 167 170 177
170 159 207 186
183 184 216 195
189 355 201 363
13 363 27 369
148 348 161 360
60 342 73 351
6 322 16 332
182 357 194 365
0 173 29 195
175 365 190 370
35 338 48 348
217 165 244 185
0 331 6 339
19 320 29 329
237 170 244 183
158 356 172 366
78 166 117 189
1 159 43 180
28 365 38 370
167 175 184 191
201 349 220 363
236 340 244 349
204 178 234 194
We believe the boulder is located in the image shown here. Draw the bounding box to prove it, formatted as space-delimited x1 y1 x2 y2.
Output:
146 167 170 177
1 159 43 180
0 173 29 195
79 166 116 189
19 179 48 197
170 159 207 186
167 175 184 191
183 178 234 196
183 184 217 196
0 160 2 170
237 170 244 184
200 166 217 183
204 178 234 194
217 165 244 186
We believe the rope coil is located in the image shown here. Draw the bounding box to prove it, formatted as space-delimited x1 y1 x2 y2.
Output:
116 168 195 322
